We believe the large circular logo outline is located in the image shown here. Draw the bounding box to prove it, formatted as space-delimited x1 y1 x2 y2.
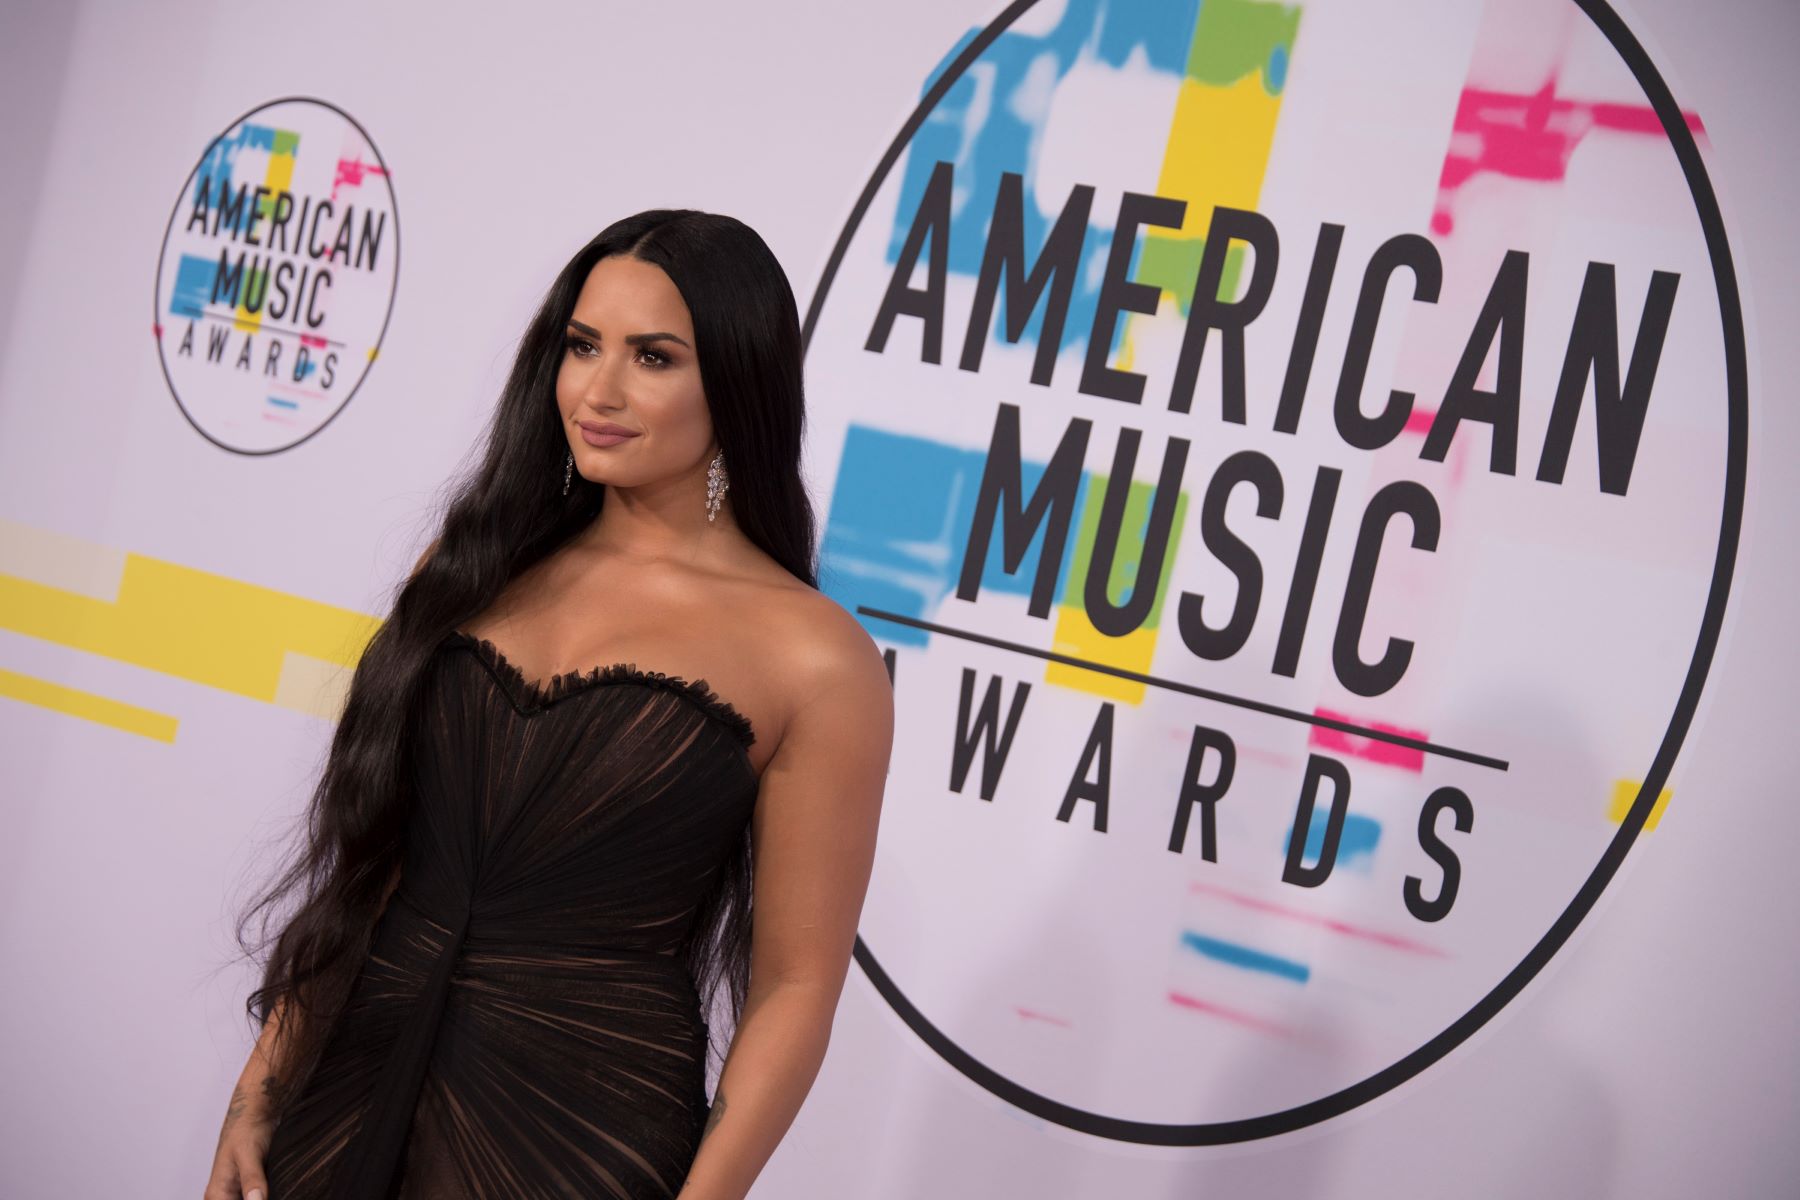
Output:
153 95 401 457
806 0 1748 1145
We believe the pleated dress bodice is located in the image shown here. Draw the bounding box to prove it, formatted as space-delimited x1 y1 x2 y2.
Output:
262 628 760 1200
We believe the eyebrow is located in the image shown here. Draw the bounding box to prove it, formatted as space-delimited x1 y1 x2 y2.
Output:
566 319 690 349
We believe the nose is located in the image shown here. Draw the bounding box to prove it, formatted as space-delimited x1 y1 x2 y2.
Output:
579 347 630 412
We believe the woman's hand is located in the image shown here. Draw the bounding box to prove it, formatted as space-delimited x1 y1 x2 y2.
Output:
202 1079 275 1200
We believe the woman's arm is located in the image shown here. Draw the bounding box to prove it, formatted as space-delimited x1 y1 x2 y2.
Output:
205 861 404 1198
204 996 288 1200
675 612 894 1200
228 993 293 1127
241 857 408 1110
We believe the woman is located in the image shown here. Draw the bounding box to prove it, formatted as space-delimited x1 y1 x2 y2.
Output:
203 209 894 1199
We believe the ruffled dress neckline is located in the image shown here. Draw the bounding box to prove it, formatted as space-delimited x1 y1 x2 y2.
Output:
442 628 758 754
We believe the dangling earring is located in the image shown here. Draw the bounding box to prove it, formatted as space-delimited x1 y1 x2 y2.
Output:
562 449 574 496
705 449 728 522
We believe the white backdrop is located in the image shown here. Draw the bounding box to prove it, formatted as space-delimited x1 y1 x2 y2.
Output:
0 0 1794 1196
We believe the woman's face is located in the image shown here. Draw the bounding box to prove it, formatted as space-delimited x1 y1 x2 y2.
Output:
556 254 713 491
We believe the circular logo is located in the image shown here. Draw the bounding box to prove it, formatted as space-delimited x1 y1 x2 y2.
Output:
807 0 1744 1144
154 97 399 454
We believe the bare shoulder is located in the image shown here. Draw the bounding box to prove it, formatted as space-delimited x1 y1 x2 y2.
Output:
771 584 889 688
755 581 894 751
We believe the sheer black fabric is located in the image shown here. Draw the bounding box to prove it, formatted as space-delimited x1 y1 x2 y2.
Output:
263 629 759 1199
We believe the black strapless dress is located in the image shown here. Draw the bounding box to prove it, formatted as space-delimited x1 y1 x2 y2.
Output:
262 629 759 1199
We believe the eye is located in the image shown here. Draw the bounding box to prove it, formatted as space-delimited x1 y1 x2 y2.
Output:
561 334 671 366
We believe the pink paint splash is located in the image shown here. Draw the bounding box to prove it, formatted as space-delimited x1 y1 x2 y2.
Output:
1310 706 1428 773
1013 1005 1073 1028
332 153 391 202
1188 879 1449 958
1236 743 1299 770
1433 76 1705 236
1167 989 1302 1039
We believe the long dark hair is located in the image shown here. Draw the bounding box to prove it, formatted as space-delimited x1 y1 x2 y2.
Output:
236 209 816 1120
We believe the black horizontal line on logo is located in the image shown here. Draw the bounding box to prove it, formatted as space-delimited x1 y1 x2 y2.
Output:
192 307 346 348
857 605 1509 772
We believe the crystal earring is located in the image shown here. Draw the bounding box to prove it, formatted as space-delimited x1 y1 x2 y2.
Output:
562 449 574 495
705 450 728 522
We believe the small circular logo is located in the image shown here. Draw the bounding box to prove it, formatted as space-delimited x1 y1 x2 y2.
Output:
154 97 399 454
808 0 1745 1144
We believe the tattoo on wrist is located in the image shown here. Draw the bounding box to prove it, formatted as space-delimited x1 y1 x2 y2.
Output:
699 1088 727 1144
224 1083 249 1128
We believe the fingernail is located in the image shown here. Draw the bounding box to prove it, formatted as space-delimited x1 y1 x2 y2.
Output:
248 1189 265 1200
